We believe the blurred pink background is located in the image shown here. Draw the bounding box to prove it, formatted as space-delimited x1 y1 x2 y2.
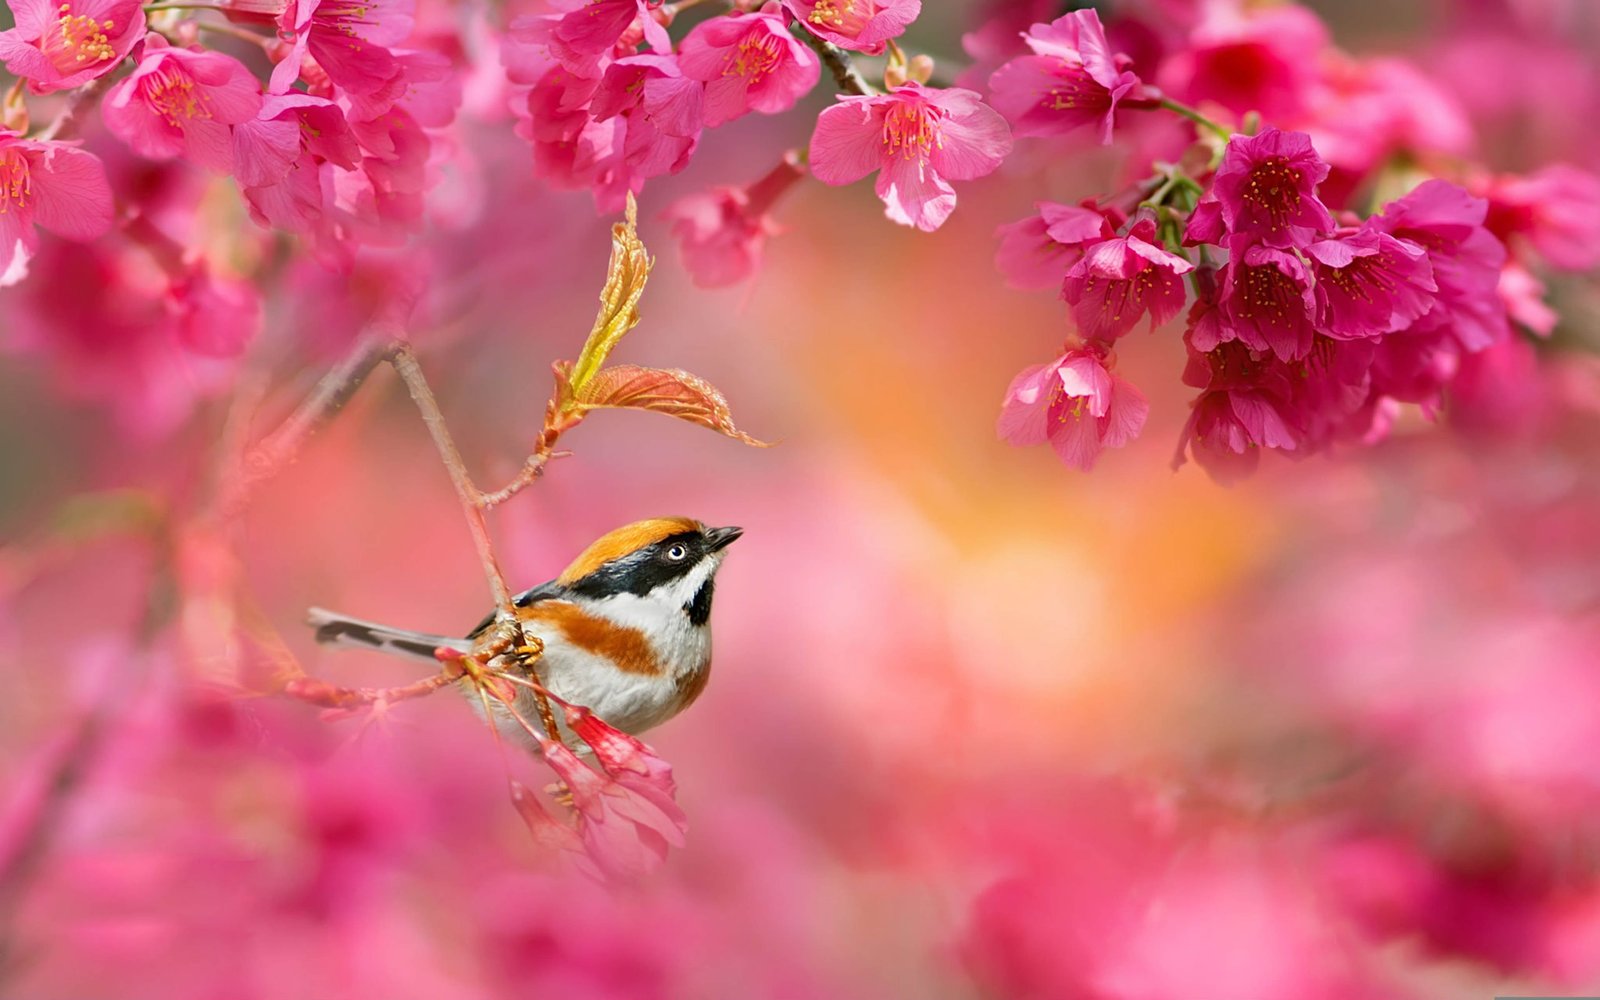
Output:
3 0 1600 997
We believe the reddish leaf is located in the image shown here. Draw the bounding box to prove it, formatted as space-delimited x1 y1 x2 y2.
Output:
570 364 772 447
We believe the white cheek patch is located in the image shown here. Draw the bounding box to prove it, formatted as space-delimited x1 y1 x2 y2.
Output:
579 555 721 678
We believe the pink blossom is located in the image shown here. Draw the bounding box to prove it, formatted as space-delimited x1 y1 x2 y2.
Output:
1499 261 1557 337
537 734 687 879
166 263 263 357
1206 240 1318 362
809 82 1011 232
515 63 613 197
0 0 143 94
1209 128 1334 249
1062 210 1193 340
1308 56 1474 205
1372 179 1508 352
270 0 417 96
549 0 671 70
664 154 805 288
233 94 359 249
993 200 1112 290
0 131 114 287
101 40 263 174
1 239 238 435
987 10 1147 144
590 54 704 188
1304 228 1437 339
677 4 820 128
1173 343 1300 481
335 107 433 247
1159 3 1328 122
1481 164 1600 272
997 344 1148 470
782 0 920 56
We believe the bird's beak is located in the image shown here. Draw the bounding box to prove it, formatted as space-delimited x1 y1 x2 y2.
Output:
705 525 743 551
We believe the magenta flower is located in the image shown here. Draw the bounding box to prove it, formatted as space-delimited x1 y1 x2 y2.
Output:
783 0 921 56
1372 179 1508 352
993 200 1112 290
101 40 263 174
678 4 820 128
1173 343 1300 481
1304 228 1437 339
1158 4 1328 122
0 131 114 286
997 344 1148 471
590 54 704 184
166 264 263 357
1210 128 1335 249
0 0 143 94
550 0 671 69
537 734 687 880
233 94 359 248
664 155 805 288
1481 164 1600 273
270 0 416 96
1062 211 1193 341
986 10 1145 144
809 82 1011 232
1206 240 1318 361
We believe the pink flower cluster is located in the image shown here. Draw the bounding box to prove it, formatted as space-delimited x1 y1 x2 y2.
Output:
509 2 820 213
0 0 458 373
985 3 1600 479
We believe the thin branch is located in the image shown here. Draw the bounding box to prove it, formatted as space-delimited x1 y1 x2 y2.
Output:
34 74 117 142
214 333 395 520
792 22 876 96
1157 97 1233 143
283 667 462 713
388 344 514 611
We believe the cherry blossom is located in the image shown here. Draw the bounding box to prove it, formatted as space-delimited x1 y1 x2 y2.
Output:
987 9 1147 144
997 343 1148 470
809 82 1011 232
0 0 143 94
0 131 113 286
1062 210 1193 340
782 0 921 56
101 39 264 173
677 4 820 127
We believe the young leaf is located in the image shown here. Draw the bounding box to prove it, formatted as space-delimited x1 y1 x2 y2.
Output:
567 194 653 396
569 364 772 447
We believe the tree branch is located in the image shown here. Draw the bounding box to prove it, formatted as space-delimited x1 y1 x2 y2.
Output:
793 22 876 96
388 344 515 612
214 333 396 521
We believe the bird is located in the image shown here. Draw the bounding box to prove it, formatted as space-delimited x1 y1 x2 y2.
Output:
306 517 742 743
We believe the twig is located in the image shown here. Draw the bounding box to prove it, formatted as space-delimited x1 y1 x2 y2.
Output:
792 22 876 96
283 667 462 712
34 74 117 142
388 344 515 611
1157 97 1233 143
214 334 396 520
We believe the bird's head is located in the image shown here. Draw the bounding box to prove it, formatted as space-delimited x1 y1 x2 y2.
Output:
558 517 742 624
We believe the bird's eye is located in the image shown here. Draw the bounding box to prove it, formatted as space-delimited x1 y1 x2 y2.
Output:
666 544 689 561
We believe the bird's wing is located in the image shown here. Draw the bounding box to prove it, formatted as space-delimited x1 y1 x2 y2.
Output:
465 578 569 638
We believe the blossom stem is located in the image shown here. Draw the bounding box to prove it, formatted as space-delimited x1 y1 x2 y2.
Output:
1157 97 1232 142
662 0 722 14
33 74 116 142
791 22 876 96
743 151 807 216
193 20 273 48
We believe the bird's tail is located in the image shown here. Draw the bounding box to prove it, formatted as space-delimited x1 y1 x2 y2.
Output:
306 607 471 664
